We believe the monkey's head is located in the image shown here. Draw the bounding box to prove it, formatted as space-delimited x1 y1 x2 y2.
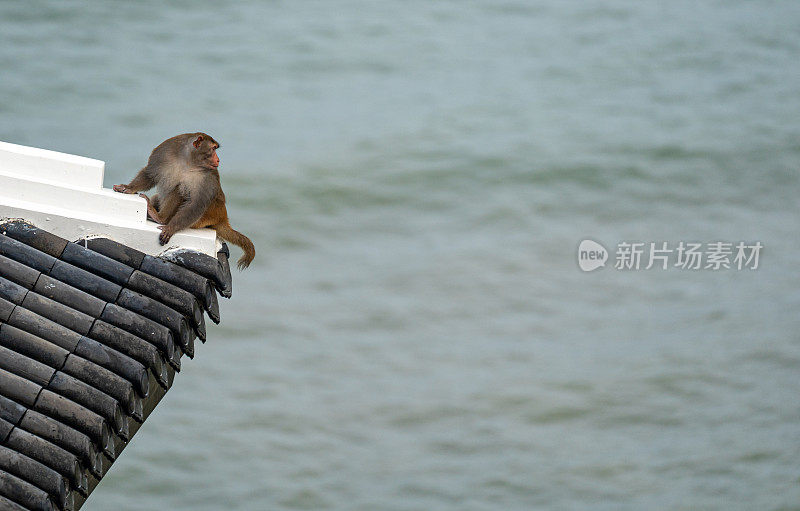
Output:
191 133 220 170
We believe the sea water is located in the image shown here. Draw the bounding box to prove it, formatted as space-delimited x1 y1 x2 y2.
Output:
0 1 798 509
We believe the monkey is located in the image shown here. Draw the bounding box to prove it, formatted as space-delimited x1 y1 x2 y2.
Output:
113 133 255 270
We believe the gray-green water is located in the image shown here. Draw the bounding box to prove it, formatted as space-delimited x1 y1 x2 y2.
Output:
2 1 799 509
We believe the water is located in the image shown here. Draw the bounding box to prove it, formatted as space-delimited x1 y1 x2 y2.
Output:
1 1 799 509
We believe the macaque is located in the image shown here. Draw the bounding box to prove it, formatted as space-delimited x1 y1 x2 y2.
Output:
114 133 255 269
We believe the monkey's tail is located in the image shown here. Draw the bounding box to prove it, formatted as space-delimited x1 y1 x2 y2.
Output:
214 222 255 270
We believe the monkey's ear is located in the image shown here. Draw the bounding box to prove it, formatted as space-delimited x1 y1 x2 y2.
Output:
193 135 204 148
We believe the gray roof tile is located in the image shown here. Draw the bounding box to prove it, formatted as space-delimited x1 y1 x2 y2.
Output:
0 220 232 510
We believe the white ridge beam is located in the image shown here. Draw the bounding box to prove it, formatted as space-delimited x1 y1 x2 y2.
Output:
0 139 219 257
0 140 105 189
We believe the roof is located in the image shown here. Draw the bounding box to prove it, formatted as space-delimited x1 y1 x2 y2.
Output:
0 219 232 511
0 139 218 257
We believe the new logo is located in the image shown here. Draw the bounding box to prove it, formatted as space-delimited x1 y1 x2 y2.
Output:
578 239 608 272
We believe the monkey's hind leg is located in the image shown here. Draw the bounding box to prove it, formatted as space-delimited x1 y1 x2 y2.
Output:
139 193 165 224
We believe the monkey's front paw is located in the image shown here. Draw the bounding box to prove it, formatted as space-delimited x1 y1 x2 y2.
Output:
113 184 129 193
157 225 174 245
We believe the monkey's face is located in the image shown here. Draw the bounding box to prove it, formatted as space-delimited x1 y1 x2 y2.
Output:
192 134 221 170
205 145 220 169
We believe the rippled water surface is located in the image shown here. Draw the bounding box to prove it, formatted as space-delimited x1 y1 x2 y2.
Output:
1 1 799 509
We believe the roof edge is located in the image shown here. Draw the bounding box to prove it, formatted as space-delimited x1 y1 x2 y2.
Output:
0 140 219 257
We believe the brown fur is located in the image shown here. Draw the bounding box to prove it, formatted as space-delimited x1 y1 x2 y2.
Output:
114 133 255 269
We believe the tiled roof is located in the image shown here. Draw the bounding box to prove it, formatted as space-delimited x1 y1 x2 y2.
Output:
0 220 232 511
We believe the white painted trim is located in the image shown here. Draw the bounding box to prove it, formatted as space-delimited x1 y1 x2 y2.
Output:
0 140 219 257
0 172 147 224
0 140 105 190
